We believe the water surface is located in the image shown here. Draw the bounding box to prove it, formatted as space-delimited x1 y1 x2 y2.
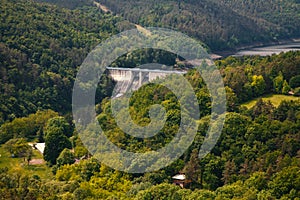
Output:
234 41 300 56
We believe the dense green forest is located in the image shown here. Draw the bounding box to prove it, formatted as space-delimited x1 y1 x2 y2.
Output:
36 0 94 9
1 54 300 198
0 0 300 199
0 0 119 123
96 0 300 51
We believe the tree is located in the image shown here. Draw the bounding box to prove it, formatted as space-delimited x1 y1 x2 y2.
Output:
282 80 291 94
244 172 268 191
188 189 216 200
44 116 72 138
4 138 31 158
273 100 299 121
26 149 33 165
56 148 75 167
0 110 57 144
202 155 225 190
289 75 300 88
222 160 237 184
251 75 266 97
43 126 72 165
215 181 256 199
251 98 274 118
73 188 91 200
55 158 100 181
196 89 211 117
74 146 89 159
183 149 201 187
268 166 300 198
273 72 284 93
294 87 300 96
225 86 238 112
135 183 180 200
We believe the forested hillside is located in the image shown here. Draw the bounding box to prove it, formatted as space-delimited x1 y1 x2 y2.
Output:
0 0 300 199
0 0 119 123
0 53 300 198
96 0 300 51
36 0 93 9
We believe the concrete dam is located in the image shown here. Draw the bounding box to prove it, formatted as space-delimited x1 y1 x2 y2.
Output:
106 67 187 97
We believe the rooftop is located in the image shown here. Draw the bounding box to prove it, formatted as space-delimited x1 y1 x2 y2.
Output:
35 143 45 154
172 174 186 180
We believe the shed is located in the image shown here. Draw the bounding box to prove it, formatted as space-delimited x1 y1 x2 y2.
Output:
172 174 192 188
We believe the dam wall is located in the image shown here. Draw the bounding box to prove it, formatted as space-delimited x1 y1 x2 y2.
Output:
106 67 186 97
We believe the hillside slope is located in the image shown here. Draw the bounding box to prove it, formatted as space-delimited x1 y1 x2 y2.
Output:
0 0 119 122
96 0 300 51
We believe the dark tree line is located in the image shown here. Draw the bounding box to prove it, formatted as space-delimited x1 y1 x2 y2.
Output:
96 0 300 51
0 0 119 123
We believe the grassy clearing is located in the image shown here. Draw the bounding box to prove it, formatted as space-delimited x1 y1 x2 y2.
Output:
0 145 53 179
242 94 300 109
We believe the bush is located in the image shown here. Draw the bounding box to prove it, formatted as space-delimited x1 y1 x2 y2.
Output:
289 75 300 88
294 87 300 96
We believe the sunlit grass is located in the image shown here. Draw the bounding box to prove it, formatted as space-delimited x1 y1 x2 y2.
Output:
0 145 53 179
242 94 300 109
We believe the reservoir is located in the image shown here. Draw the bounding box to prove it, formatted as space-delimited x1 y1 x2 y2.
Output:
233 41 300 57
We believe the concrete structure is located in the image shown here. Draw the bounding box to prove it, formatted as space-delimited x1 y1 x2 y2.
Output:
106 67 187 97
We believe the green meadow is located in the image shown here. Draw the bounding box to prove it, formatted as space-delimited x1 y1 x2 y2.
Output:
242 94 299 109
0 145 53 179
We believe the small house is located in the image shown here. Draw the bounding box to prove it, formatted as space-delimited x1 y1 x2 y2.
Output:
172 173 192 188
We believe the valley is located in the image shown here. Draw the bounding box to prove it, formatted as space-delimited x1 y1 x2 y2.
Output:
0 0 299 199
